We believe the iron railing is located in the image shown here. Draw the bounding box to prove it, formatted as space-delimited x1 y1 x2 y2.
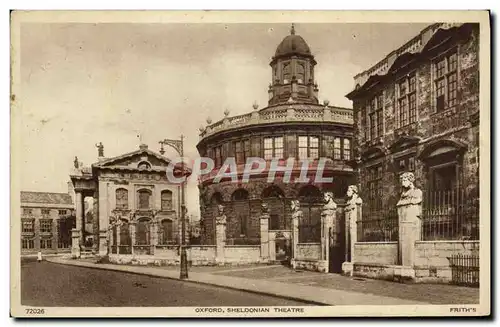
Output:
421 189 479 241
298 223 321 243
448 254 479 287
357 208 399 242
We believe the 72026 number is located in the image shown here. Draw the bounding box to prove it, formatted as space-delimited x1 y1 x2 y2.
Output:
26 308 45 314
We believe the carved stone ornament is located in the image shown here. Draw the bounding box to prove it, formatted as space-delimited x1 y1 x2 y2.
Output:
345 185 363 212
291 200 303 221
397 172 423 207
321 191 337 217
261 202 269 215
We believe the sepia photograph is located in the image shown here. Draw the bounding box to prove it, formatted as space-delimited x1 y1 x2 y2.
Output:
9 10 490 318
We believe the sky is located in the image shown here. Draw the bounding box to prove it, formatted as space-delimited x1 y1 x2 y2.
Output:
16 22 430 215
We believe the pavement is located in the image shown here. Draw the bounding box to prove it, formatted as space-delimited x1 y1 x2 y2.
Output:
22 261 310 307
44 256 480 306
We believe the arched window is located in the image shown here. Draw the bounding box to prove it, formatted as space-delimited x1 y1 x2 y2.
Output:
158 219 175 245
296 63 305 83
262 186 285 230
136 218 150 245
137 189 152 209
116 188 128 209
282 62 291 83
161 190 173 211
119 220 131 254
298 185 322 242
231 189 249 237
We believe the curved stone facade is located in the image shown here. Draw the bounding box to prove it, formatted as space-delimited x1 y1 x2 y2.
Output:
197 25 355 249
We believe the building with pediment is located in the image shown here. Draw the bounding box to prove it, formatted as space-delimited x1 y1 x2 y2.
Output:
70 143 182 257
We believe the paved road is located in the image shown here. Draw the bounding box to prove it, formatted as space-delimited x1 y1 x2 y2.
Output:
21 261 312 307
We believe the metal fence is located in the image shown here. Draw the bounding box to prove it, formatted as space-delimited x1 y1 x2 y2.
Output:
299 223 321 243
357 208 399 242
448 254 479 287
421 189 479 241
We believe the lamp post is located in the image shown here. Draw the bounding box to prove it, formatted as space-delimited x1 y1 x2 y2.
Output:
159 135 188 279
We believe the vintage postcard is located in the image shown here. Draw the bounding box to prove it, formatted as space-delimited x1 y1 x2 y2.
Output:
10 10 490 318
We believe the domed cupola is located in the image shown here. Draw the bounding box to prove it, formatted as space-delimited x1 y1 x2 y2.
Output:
274 25 312 58
268 24 319 106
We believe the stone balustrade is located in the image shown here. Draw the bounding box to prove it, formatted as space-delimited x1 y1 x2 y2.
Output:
199 105 353 139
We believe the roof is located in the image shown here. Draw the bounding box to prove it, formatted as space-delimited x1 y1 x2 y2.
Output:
21 191 73 205
346 23 476 99
274 25 312 58
275 34 312 57
92 145 171 168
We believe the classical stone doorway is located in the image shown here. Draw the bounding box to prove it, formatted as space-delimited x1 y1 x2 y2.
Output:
328 216 346 273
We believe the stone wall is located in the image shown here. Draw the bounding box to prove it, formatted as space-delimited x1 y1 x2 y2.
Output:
354 242 398 265
351 240 479 284
295 243 321 260
109 244 258 266
414 240 479 282
224 245 261 264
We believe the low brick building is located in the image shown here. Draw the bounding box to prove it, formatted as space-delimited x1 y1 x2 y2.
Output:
20 191 75 255
345 23 480 284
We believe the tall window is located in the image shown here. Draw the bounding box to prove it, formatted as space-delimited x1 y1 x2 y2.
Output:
431 165 457 192
159 219 174 244
333 138 351 160
397 73 417 127
234 140 250 164
161 190 173 211
434 51 458 112
282 62 291 83
41 209 50 216
343 139 351 160
116 188 128 209
333 138 341 159
22 239 34 249
367 93 384 140
296 63 305 83
138 189 151 210
298 136 319 160
22 220 34 233
263 137 284 160
136 219 150 245
367 165 383 210
23 208 32 215
58 209 67 216
40 219 52 233
214 146 222 167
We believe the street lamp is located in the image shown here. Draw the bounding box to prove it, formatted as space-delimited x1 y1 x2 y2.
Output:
159 136 188 279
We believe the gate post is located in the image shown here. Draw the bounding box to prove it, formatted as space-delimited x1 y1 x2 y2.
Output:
321 192 337 273
260 203 270 262
290 200 302 269
395 172 422 281
342 185 362 276
215 205 227 265
71 228 81 259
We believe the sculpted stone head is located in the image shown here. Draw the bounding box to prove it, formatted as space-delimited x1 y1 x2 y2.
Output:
291 200 300 212
217 204 225 215
323 192 334 203
346 185 358 198
400 172 415 189
261 202 269 214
